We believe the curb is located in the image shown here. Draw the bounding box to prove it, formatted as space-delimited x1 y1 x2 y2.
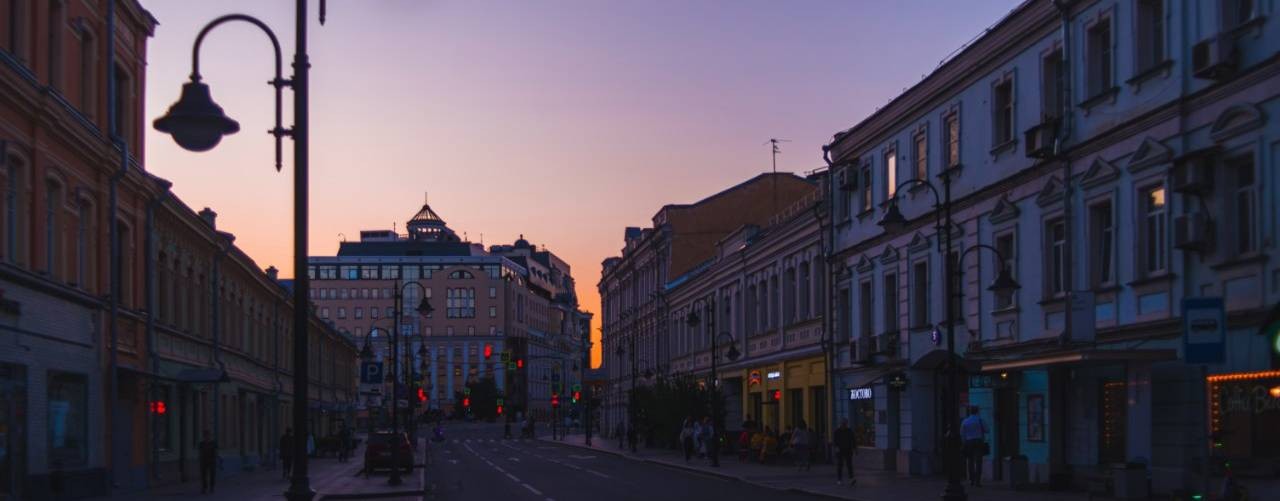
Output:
319 489 425 500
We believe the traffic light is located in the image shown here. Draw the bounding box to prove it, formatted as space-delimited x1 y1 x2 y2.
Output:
148 401 167 415
484 344 493 359
572 390 581 404
496 405 504 416
417 387 427 402
462 397 471 408
551 393 560 408
516 358 524 369
771 390 782 401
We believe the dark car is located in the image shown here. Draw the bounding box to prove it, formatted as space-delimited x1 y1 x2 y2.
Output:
363 431 413 475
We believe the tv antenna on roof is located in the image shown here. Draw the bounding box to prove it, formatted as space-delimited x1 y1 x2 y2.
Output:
764 138 791 175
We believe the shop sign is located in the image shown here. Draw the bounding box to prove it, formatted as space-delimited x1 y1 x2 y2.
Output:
886 373 908 390
748 370 762 386
848 387 873 400
766 371 782 380
1183 297 1226 364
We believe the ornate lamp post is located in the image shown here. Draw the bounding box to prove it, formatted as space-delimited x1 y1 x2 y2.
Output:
878 175 1020 501
685 296 740 467
152 3 332 498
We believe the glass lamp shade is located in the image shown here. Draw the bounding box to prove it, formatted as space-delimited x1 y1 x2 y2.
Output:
153 80 240 152
726 344 741 362
988 266 1021 293
877 202 908 232
416 298 434 317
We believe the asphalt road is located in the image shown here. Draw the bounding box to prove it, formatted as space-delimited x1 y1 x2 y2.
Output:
423 422 817 501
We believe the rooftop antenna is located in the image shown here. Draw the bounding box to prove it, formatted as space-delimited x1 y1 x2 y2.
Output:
764 138 790 217
424 191 429 205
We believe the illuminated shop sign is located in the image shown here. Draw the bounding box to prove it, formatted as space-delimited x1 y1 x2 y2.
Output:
848 387 873 400
766 371 782 380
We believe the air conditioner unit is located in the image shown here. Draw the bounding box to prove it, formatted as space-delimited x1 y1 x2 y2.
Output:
853 337 873 363
1024 118 1059 159
1171 155 1214 195
876 332 900 359
1193 35 1237 80
1174 212 1211 252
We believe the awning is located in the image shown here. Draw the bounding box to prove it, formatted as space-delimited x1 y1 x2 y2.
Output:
979 348 1177 372
844 367 899 389
716 345 824 373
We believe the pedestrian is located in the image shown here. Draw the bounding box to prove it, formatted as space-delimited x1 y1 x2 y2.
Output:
834 419 855 486
627 422 638 452
280 428 294 479
680 417 695 463
760 426 778 464
737 428 751 462
198 430 218 494
338 426 352 463
701 416 719 467
960 406 988 487
790 420 810 471
306 431 316 458
692 418 705 458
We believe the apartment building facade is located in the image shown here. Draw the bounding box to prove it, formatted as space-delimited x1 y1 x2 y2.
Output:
824 0 1280 495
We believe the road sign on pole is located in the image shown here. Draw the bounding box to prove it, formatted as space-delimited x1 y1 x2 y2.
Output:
1184 297 1226 364
360 362 384 385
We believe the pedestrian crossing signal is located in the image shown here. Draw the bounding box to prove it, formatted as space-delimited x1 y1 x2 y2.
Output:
148 401 167 415
497 405 504 415
572 390 580 404
516 358 524 369
551 393 560 408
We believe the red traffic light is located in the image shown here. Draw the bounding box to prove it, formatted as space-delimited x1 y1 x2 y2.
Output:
497 405 504 415
572 390 581 403
771 390 781 401
148 401 167 415
462 397 471 408
516 358 524 369
417 388 427 402
551 394 560 408
484 344 493 359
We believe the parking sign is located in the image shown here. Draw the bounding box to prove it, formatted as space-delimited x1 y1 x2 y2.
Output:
361 362 384 385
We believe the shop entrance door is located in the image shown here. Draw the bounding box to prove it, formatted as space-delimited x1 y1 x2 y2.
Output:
994 387 1019 480
0 364 27 501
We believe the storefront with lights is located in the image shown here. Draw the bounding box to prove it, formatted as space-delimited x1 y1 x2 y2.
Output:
738 355 828 436
1208 370 1280 474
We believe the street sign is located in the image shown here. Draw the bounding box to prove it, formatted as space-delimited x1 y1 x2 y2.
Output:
1184 297 1226 364
1069 291 1097 342
360 362 384 385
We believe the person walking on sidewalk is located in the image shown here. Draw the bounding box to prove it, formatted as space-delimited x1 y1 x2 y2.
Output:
279 428 294 479
337 426 352 463
790 420 811 471
702 416 720 467
680 416 695 463
834 419 856 486
692 418 705 458
198 430 219 494
961 406 988 487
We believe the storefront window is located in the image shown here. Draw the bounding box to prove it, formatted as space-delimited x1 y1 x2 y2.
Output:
0 363 28 499
1209 371 1280 470
849 387 875 447
48 372 88 467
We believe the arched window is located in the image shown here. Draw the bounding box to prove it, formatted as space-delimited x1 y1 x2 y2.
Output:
5 0 30 61
3 148 26 264
45 177 62 278
76 21 96 117
449 270 474 280
48 0 64 87
75 196 91 289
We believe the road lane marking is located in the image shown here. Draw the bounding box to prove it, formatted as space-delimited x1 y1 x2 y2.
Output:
522 483 543 495
567 454 596 460
586 469 610 479
562 463 581 471
506 473 520 482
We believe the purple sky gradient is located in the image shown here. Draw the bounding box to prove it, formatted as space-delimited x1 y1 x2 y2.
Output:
141 0 1022 367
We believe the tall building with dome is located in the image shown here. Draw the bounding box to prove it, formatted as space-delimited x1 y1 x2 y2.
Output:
309 201 588 422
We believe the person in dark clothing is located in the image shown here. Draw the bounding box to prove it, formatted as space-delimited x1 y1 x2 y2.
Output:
198 430 218 493
337 426 352 462
279 428 294 479
833 419 856 486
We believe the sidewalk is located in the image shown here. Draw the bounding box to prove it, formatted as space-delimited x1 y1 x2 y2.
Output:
541 431 1088 501
84 434 426 501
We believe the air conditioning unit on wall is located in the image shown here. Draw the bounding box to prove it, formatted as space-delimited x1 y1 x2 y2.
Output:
1193 35 1238 80
1024 118 1059 159
1171 155 1214 195
1174 212 1211 252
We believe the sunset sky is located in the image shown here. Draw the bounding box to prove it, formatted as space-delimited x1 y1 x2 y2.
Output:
141 0 1021 368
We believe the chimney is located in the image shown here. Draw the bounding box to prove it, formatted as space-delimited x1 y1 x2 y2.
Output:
198 207 217 229
266 266 279 281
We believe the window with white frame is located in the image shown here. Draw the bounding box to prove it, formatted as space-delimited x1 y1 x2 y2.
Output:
884 148 898 199
993 78 1015 145
1086 16 1114 98
1088 201 1115 287
1136 0 1165 72
1042 48 1064 120
1140 185 1167 274
860 162 873 213
944 111 960 169
994 232 1017 309
1228 154 1256 254
883 272 898 333
859 280 873 339
913 131 928 181
1045 218 1067 297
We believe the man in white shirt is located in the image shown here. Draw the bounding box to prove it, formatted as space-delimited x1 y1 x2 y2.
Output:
960 405 987 487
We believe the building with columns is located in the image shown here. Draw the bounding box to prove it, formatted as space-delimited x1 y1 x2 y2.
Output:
823 0 1280 494
311 203 588 421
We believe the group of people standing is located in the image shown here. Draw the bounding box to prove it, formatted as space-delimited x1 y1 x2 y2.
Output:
678 416 720 465
737 417 815 470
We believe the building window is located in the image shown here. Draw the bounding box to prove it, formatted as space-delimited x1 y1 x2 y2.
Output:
1141 186 1167 274
45 180 61 278
858 280 873 339
883 273 898 333
884 149 897 199
1222 0 1256 29
73 198 89 287
994 232 1017 309
385 306 394 318
1046 218 1067 297
381 265 399 279
354 307 363 320
1088 202 1114 287
337 307 346 319
798 262 811 319
993 78 1014 146
3 155 22 262
77 25 96 117
944 112 960 168
911 261 929 328
1136 0 1165 72
318 266 336 279
488 286 497 299
111 64 131 143
320 308 329 319
1229 155 1256 254
1086 17 1113 98
341 266 357 279
5 0 29 61
1042 48 1064 120
449 270 474 280
836 171 851 221
447 288 476 318
48 371 88 467
913 131 928 181
360 265 378 279
860 162 873 213
489 306 497 318
48 0 64 88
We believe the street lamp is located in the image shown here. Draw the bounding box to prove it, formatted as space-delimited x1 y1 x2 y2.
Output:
387 282 431 486
685 296 739 468
876 174 1019 501
152 4 320 499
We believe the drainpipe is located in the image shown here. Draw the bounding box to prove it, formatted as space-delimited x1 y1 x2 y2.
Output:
271 288 282 469
144 178 172 483
1051 0 1074 486
210 229 234 446
105 0 127 491
821 145 840 448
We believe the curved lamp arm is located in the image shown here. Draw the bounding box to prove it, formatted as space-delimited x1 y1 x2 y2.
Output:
959 243 1005 266
190 14 292 170
890 178 942 208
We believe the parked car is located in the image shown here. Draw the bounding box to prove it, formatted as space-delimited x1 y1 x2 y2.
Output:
363 431 413 476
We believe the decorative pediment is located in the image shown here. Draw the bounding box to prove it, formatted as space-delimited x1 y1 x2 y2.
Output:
1210 103 1265 143
1082 157 1121 189
1126 137 1173 173
855 254 875 273
1035 176 1064 208
948 222 964 241
878 245 900 265
988 195 1021 224
907 231 931 253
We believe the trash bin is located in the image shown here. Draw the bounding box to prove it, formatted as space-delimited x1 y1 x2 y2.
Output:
1113 462 1149 499
1005 455 1029 490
